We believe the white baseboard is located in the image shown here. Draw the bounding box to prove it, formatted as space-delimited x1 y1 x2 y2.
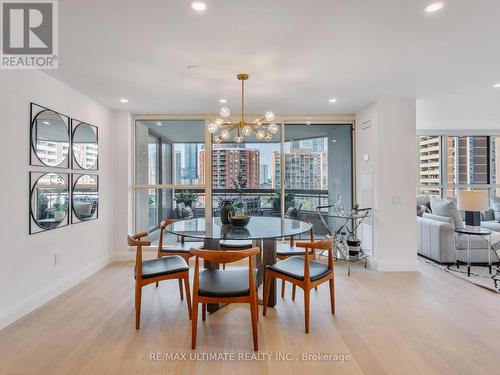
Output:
0 256 112 330
368 258 420 272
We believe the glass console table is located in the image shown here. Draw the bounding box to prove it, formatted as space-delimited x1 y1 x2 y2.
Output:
316 206 372 276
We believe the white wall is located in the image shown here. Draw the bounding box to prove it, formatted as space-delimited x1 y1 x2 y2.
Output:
356 99 418 271
0 70 117 328
417 91 500 132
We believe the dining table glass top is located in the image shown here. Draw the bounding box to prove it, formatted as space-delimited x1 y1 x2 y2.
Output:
165 217 312 240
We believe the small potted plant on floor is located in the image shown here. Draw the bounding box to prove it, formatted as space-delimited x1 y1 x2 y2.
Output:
175 190 199 208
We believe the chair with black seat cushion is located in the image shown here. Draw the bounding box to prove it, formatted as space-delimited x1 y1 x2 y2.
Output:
156 219 204 298
128 232 192 329
277 225 315 299
190 247 260 351
263 237 335 333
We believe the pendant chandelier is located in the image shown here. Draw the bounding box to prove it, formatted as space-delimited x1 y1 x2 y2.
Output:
208 73 278 143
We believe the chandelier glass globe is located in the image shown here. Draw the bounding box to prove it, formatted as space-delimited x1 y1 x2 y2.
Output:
242 126 252 136
220 129 231 139
256 130 265 140
268 123 278 134
220 107 230 118
235 135 243 143
215 118 224 126
208 122 218 133
265 111 275 122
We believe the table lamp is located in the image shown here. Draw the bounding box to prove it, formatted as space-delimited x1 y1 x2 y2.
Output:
457 190 489 227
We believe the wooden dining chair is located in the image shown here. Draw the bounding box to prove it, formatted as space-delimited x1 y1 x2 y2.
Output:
219 239 254 270
155 218 204 299
277 225 316 299
263 237 335 333
128 232 192 329
190 247 260 351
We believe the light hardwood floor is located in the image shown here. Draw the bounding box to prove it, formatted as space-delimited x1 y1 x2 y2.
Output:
1 259 499 375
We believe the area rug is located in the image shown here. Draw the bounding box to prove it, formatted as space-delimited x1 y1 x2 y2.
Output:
420 256 500 293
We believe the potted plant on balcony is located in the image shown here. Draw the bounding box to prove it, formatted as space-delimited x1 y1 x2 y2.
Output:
175 190 199 208
268 189 295 211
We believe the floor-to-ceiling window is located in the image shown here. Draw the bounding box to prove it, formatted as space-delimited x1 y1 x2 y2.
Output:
135 119 206 234
133 117 354 238
417 134 500 199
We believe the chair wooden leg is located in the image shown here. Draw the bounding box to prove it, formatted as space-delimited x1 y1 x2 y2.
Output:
222 263 226 270
191 297 199 349
202 303 206 321
255 288 259 322
329 277 335 314
292 284 296 301
304 288 310 334
263 272 272 316
250 298 258 351
281 279 286 298
135 282 142 330
184 275 192 320
178 279 184 301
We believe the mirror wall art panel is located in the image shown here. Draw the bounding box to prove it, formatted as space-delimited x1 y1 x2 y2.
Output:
30 103 70 168
29 172 70 234
71 120 99 170
71 174 99 223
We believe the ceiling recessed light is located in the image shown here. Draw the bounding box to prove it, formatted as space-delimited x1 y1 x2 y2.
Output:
43 121 50 125
306 121 312 126
219 99 227 103
425 2 444 12
120 98 129 103
191 1 206 12
494 83 500 88
156 121 162 126
329 98 337 103
332 139 337 143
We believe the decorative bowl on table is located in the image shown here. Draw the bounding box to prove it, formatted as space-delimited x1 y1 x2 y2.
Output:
230 215 251 227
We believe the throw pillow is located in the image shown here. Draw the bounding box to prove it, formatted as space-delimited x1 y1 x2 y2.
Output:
482 209 495 222
430 197 464 229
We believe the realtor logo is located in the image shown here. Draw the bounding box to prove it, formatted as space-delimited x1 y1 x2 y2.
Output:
1 0 58 69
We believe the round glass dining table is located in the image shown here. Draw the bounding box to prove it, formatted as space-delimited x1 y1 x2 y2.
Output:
165 217 312 309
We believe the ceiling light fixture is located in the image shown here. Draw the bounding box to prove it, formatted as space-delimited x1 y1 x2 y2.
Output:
208 73 276 143
156 121 162 126
329 98 337 103
306 121 312 126
191 1 206 12
219 99 227 103
425 2 444 12
120 98 129 103
494 83 500 88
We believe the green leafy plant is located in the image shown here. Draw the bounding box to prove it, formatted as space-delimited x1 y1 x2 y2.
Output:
232 171 247 200
353 202 359 210
52 202 67 212
175 190 199 206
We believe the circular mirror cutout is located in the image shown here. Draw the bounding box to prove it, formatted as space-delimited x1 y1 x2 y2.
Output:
31 173 69 229
73 123 98 169
32 110 69 167
72 174 98 221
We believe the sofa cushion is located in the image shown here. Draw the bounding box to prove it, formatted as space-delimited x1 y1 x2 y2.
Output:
417 195 431 211
491 197 500 221
430 197 464 229
482 209 495 222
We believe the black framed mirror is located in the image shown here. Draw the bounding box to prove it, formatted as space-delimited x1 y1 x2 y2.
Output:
72 120 98 170
29 172 69 234
30 103 70 168
71 174 99 223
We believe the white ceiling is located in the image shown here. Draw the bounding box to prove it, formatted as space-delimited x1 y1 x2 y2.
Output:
47 0 500 119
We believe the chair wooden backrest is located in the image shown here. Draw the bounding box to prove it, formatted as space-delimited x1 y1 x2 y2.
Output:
190 247 261 297
128 232 151 279
289 224 314 246
158 219 179 255
295 237 334 282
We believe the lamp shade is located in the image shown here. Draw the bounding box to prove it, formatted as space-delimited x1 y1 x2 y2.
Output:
457 190 489 211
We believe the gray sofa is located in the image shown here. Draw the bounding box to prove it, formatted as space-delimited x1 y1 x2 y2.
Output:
417 214 498 264
416 195 500 264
